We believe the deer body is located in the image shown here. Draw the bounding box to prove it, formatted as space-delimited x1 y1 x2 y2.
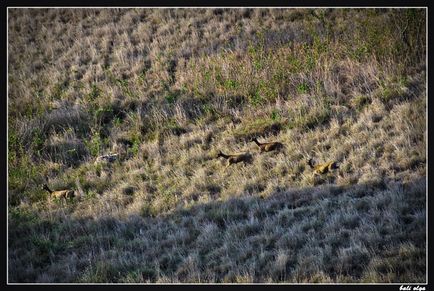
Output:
42 184 76 199
217 151 252 168
307 158 339 175
94 153 119 164
252 138 284 153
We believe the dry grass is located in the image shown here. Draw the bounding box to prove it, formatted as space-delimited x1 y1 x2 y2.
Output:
8 8 426 283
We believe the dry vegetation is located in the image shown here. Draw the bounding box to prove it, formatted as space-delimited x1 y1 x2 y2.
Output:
8 8 426 283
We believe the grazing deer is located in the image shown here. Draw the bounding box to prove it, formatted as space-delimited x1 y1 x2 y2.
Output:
217 150 253 169
94 153 119 164
252 137 284 153
42 184 76 200
307 158 339 175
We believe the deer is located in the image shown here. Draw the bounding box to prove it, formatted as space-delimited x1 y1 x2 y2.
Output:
307 158 339 175
94 152 119 164
42 184 76 200
216 150 253 169
42 177 83 200
251 137 284 153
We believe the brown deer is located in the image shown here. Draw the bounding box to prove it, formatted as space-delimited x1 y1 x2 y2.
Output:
252 137 284 153
42 184 76 200
307 158 339 175
217 151 253 169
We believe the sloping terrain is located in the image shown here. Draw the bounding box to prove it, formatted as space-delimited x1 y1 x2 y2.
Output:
8 8 426 283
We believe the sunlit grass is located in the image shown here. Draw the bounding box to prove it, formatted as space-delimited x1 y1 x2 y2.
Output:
8 8 426 283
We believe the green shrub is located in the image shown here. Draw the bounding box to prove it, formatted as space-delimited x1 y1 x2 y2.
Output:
87 84 102 102
51 80 69 101
85 132 103 157
248 90 264 106
297 83 309 94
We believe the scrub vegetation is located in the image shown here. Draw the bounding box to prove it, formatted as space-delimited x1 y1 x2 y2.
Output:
8 8 426 283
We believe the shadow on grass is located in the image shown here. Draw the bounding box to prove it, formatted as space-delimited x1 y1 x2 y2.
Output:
8 177 426 283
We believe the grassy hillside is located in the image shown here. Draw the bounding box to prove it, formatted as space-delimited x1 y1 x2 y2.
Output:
8 8 426 283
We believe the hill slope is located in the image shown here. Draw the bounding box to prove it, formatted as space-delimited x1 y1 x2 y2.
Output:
8 8 426 283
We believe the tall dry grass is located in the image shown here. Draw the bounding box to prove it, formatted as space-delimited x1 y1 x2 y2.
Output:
8 8 426 283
